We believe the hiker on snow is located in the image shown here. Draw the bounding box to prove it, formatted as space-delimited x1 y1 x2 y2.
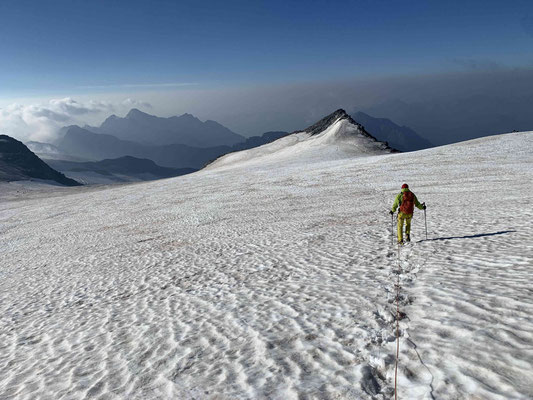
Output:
390 183 426 244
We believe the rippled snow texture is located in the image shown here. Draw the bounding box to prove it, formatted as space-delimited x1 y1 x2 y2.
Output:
1 131 532 399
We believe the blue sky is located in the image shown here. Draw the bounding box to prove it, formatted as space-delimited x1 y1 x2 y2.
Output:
1 0 533 145
1 0 532 96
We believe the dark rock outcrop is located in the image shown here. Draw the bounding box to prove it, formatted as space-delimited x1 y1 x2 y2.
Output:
0 135 80 186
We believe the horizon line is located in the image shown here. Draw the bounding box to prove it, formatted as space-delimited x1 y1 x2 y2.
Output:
76 82 199 90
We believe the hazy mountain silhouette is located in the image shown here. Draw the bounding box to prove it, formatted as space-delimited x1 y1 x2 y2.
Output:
26 141 89 161
46 156 196 184
352 111 433 151
231 131 289 151
57 126 230 169
88 109 245 147
362 95 532 146
0 135 80 186
59 126 148 160
57 125 289 169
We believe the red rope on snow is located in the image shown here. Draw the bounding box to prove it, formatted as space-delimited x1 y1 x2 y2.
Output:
394 242 402 400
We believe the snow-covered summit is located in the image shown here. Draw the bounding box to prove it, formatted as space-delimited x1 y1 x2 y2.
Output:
207 109 394 170
305 108 363 136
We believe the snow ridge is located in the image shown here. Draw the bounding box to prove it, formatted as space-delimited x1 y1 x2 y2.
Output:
207 109 394 170
303 109 396 151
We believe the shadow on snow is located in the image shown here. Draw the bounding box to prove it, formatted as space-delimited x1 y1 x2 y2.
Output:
418 230 516 243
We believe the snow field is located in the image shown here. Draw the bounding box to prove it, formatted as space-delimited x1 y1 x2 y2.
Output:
0 129 532 399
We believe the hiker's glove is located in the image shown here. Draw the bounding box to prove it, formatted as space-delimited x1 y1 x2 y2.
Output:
422 204 427 210
389 210 394 215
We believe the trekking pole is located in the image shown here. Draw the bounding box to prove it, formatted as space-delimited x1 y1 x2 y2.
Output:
423 203 427 240
391 212 394 246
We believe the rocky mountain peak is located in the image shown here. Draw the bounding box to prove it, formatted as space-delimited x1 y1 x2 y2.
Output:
304 109 361 136
125 108 150 119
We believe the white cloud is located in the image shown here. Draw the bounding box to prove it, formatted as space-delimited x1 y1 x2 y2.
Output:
0 97 151 143
122 98 153 109
49 98 114 116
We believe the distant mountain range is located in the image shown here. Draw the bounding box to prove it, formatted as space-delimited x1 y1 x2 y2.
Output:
351 111 433 151
86 108 245 147
45 156 196 184
0 135 80 186
55 124 288 169
231 131 289 152
5 108 433 187
42 108 432 174
56 125 233 169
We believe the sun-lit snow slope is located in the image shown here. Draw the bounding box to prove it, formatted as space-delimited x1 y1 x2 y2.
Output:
0 131 532 399
207 115 392 170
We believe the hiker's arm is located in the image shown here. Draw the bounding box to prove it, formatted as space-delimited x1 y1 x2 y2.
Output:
391 193 401 212
414 194 424 210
